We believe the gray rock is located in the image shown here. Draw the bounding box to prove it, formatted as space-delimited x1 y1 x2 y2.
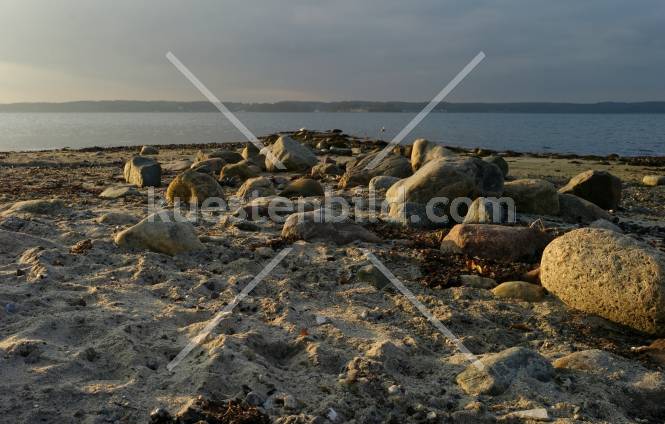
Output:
114 211 204 255
1 199 66 216
410 138 455 171
503 179 559 215
281 208 380 245
387 202 445 228
456 346 554 395
558 193 611 224
162 159 192 173
96 212 139 226
236 176 276 200
559 170 622 210
463 197 513 224
140 145 159 155
265 135 318 172
541 228 665 335
339 152 412 188
484 155 509 177
196 149 243 164
368 176 400 192
386 157 504 205
99 185 138 199
123 156 161 187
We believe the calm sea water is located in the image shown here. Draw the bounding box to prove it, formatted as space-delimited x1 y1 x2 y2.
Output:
0 112 663 156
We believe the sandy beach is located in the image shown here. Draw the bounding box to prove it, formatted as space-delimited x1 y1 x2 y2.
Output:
1 131 665 423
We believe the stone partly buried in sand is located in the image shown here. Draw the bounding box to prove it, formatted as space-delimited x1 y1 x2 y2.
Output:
557 193 611 224
196 149 243 164
339 151 412 188
386 157 504 205
264 135 318 172
643 175 665 186
502 178 559 215
441 224 551 262
279 177 325 198
463 197 512 224
114 211 204 255
123 156 161 188
1 199 67 217
491 281 546 302
99 185 138 199
281 208 380 245
219 160 261 181
541 228 665 335
165 170 225 206
310 162 343 178
369 175 401 192
190 158 226 176
456 346 554 395
236 176 276 200
559 169 622 210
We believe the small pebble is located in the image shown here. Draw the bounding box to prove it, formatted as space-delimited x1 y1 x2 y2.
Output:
387 384 401 395
5 303 18 314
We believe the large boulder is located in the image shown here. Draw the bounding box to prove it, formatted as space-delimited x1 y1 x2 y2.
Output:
559 170 622 210
310 163 343 178
190 158 226 176
410 138 455 171
114 211 204 255
558 193 611 224
369 176 401 192
456 347 553 396
123 156 161 187
339 152 412 189
441 224 550 262
165 170 225 206
541 228 665 335
140 145 159 155
387 202 445 229
503 179 559 215
386 157 504 205
483 155 509 177
281 209 380 245
265 135 318 172
236 177 275 201
463 197 513 224
279 178 324 198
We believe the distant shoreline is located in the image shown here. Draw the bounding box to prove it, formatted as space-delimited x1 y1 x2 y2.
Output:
2 100 665 114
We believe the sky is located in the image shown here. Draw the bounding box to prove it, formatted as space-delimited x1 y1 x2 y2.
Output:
1 0 664 103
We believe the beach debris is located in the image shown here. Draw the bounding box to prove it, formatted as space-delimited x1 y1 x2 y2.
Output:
456 346 554 395
503 178 560 215
491 281 546 302
281 208 380 245
123 155 161 187
174 396 270 424
557 193 611 224
165 169 225 206
69 239 92 254
559 169 622 210
541 228 665 335
441 224 551 262
643 175 665 186
386 157 503 205
114 211 204 255
410 138 456 171
265 135 318 172
339 151 411 188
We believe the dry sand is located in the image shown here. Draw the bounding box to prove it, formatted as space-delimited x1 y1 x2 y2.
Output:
1 138 664 423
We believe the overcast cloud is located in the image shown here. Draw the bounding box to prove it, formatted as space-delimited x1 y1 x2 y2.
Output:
1 0 664 103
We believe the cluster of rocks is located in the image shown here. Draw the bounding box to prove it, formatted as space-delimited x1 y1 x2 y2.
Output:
93 131 665 420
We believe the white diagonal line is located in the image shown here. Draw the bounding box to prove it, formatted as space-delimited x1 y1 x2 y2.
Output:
167 247 293 371
364 250 485 371
166 51 286 170
365 51 486 171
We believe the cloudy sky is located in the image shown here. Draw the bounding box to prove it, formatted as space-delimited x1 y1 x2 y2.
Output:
1 0 663 103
